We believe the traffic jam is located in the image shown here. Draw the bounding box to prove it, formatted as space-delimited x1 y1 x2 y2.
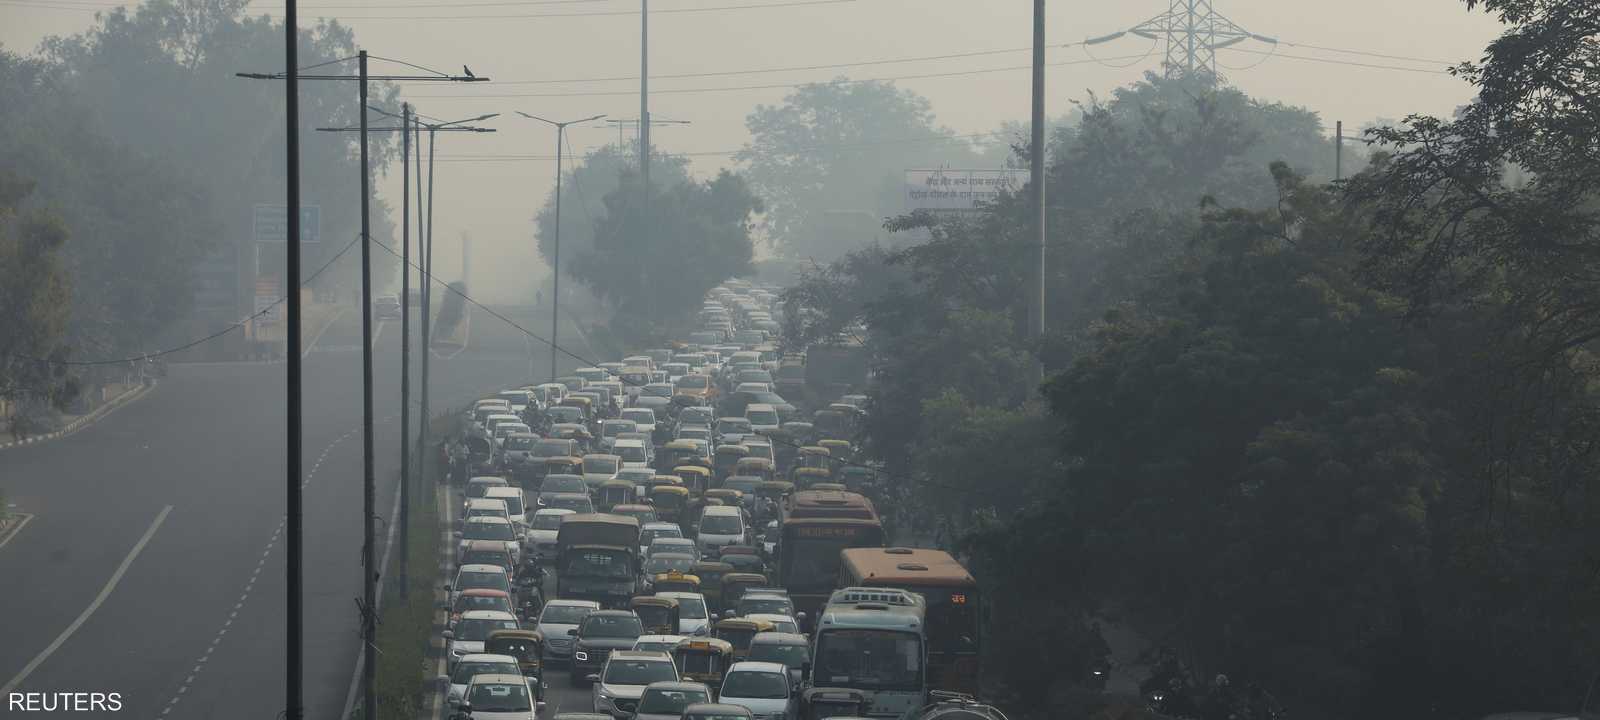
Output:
437 279 1000 720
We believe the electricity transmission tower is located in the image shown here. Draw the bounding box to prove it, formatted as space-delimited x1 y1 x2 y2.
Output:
1093 0 1275 80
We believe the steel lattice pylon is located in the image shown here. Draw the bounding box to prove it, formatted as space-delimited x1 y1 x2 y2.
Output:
1127 0 1260 79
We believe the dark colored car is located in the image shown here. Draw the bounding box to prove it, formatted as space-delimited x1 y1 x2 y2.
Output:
568 610 644 686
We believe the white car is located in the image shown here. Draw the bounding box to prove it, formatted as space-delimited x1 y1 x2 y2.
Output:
614 439 651 470
455 673 541 720
484 486 528 530
526 508 575 560
483 413 522 440
582 454 622 487
621 407 658 437
743 404 781 437
631 635 688 654
655 591 712 636
648 537 699 561
592 650 680 719
444 610 521 669
497 390 534 415
440 653 520 710
493 422 532 448
716 661 795 720
694 505 746 556
743 613 801 636
599 419 639 452
447 564 511 607
639 522 684 557
458 516 521 567
537 599 600 662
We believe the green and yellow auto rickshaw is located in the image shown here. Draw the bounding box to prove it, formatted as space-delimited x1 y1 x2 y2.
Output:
671 638 734 689
629 595 681 636
651 569 702 595
543 456 584 481
791 467 832 490
673 465 713 497
691 560 735 613
596 478 634 512
657 440 706 474
719 572 769 612
735 457 776 483
713 618 776 660
712 444 750 485
796 446 831 473
649 484 691 523
817 439 853 469
837 465 876 492
485 629 545 698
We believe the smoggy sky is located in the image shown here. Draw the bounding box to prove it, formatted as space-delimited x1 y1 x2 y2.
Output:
2 0 1506 302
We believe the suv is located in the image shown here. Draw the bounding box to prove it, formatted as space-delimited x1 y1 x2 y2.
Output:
570 610 645 686
591 651 679 718
536 599 599 663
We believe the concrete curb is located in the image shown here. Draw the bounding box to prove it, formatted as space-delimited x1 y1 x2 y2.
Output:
0 381 156 452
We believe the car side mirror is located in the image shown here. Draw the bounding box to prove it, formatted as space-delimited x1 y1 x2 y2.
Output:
796 612 807 622
453 531 463 538
443 583 453 591
458 702 472 714
586 673 600 683
442 630 454 640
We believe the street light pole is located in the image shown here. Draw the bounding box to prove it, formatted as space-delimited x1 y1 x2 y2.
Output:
282 3 302 718
1029 0 1046 384
355 50 377 720
398 102 410 599
518 112 606 383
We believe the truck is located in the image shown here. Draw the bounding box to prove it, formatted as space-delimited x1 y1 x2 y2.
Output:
555 513 640 609
804 339 868 405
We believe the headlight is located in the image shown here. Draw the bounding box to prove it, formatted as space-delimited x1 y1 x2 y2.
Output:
574 651 589 661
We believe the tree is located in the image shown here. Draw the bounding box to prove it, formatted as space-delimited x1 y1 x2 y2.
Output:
737 79 984 260
534 143 691 283
567 170 762 346
0 172 75 413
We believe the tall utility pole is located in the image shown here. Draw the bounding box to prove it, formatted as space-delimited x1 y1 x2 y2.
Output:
518 112 606 383
398 103 411 599
1029 0 1046 383
1088 0 1275 80
640 0 650 200
282 2 302 718
355 50 376 720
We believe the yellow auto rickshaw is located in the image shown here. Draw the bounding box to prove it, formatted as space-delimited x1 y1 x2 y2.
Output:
735 457 776 483
671 638 734 688
651 569 701 595
673 465 712 496
596 478 634 512
792 466 832 490
796 446 832 473
703 488 744 507
610 503 658 525
629 596 681 635
712 444 750 484
817 439 853 469
713 617 776 659
838 465 876 492
544 456 584 479
559 395 595 424
720 572 768 611
692 560 735 613
755 480 793 508
648 484 691 523
485 629 545 695
658 440 706 474
808 482 847 492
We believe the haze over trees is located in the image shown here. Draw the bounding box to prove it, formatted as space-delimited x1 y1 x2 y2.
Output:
780 1 1600 715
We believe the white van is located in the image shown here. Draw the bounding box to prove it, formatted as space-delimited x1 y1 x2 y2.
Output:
694 505 746 555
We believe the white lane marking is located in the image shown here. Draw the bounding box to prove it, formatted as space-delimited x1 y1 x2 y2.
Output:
0 512 35 552
0 505 173 695
373 318 387 347
339 457 406 720
303 307 348 359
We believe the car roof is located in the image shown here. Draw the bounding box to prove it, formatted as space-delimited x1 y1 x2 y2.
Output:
701 505 740 517
586 609 639 618
607 650 674 662
545 599 601 609
643 681 712 692
484 487 522 496
683 704 754 717
466 673 528 686
742 614 796 625
749 632 807 645
464 540 511 551
650 553 696 563
458 653 519 663
727 661 788 676
651 537 695 545
457 564 507 574
459 610 518 620
655 591 706 602
534 508 577 517
465 515 512 525
642 522 681 530
458 587 510 596
634 634 688 644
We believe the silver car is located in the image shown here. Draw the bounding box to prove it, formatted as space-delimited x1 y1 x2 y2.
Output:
537 599 600 662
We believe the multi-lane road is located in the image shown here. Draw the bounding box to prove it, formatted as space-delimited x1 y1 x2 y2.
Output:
0 301 561 718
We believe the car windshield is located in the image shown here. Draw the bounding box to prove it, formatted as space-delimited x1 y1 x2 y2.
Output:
503 436 534 450
813 629 922 691
677 375 709 389
678 428 709 440
603 422 635 437
454 617 520 642
700 515 741 535
464 521 515 542
719 419 751 432
645 555 696 574
749 643 808 668
452 660 519 684
582 615 644 639
679 408 713 425
540 475 587 494
461 551 510 569
548 496 593 513
455 594 510 613
638 688 709 714
641 527 683 544
540 605 593 625
457 572 509 592
467 682 532 712
584 457 619 474
739 597 792 616
531 513 566 531
623 409 656 424
668 596 707 619
747 410 778 426
722 671 788 699
489 495 524 515
619 445 648 462
564 551 633 579
534 440 573 457
605 659 679 686
546 407 583 424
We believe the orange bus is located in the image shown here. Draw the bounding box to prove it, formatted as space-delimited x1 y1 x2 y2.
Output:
838 547 980 695
777 491 884 623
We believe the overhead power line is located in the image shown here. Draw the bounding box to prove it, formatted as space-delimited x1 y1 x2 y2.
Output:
8 233 362 366
3 0 607 7
431 131 1010 163
1215 46 1454 74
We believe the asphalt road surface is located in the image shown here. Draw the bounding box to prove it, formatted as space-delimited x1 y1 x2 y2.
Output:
0 300 563 719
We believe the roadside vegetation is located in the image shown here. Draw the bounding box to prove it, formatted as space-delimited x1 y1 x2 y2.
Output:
779 1 1600 717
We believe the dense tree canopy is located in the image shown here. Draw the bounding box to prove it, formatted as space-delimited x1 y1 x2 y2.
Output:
534 143 691 282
